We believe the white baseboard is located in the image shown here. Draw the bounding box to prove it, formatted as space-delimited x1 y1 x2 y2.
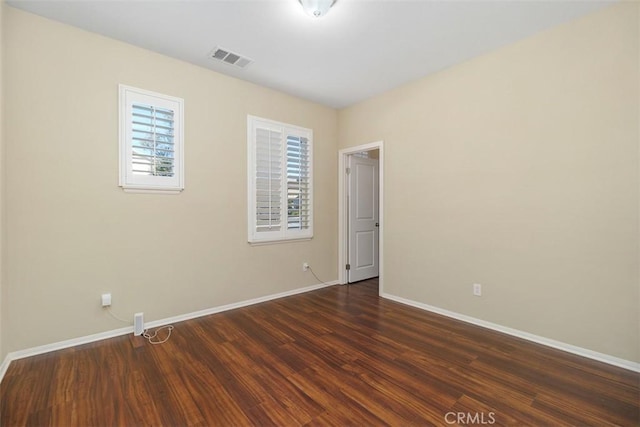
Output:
0 354 12 383
0 280 338 384
381 292 640 373
0 324 133 384
144 281 337 330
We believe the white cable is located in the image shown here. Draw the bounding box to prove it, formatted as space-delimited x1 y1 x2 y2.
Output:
107 307 131 324
108 307 173 345
308 266 331 286
107 306 174 345
143 325 174 345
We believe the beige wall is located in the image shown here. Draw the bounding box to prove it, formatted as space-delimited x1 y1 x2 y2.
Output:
339 2 639 362
3 7 338 353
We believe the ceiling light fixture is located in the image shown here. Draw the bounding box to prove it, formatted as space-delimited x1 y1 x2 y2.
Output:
298 0 336 18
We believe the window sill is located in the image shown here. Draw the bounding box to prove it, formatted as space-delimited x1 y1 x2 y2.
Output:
121 186 183 195
248 237 312 246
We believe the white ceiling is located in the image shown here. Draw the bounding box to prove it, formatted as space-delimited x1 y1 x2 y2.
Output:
7 0 614 108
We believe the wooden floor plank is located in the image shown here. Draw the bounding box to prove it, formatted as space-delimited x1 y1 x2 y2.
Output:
1 279 638 426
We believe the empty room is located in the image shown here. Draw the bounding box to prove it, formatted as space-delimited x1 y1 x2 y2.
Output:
0 0 638 425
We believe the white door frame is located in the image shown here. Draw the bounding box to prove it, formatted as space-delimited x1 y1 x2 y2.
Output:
338 141 384 294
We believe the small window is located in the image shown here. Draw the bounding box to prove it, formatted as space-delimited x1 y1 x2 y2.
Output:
119 85 184 193
247 115 313 244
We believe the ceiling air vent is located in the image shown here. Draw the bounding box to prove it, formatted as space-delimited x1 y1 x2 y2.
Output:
208 47 253 69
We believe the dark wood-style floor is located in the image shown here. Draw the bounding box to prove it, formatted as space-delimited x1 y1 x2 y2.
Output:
1 278 639 426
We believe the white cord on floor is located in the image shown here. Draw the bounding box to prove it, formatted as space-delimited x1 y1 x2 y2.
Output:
107 307 174 345
143 325 174 345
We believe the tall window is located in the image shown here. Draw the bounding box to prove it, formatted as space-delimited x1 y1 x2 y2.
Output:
247 115 313 243
119 85 184 193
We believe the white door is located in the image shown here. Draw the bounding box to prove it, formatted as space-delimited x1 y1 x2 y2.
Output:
348 155 379 283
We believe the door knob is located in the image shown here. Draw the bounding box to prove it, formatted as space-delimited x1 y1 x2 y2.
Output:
375 222 379 227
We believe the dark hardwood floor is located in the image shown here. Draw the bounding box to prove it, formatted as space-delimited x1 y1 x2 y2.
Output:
1 278 639 426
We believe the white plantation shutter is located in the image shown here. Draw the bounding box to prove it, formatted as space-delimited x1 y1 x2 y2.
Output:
256 128 282 232
248 116 313 243
131 104 175 177
119 85 184 193
287 135 310 230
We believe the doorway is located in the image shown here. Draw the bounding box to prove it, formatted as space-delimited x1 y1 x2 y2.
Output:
338 141 384 293
347 151 379 282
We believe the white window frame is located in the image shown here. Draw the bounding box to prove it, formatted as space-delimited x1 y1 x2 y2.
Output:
119 84 184 194
247 115 313 244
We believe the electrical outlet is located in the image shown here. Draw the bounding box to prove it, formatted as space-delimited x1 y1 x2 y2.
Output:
303 262 310 272
473 283 482 297
101 293 112 307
